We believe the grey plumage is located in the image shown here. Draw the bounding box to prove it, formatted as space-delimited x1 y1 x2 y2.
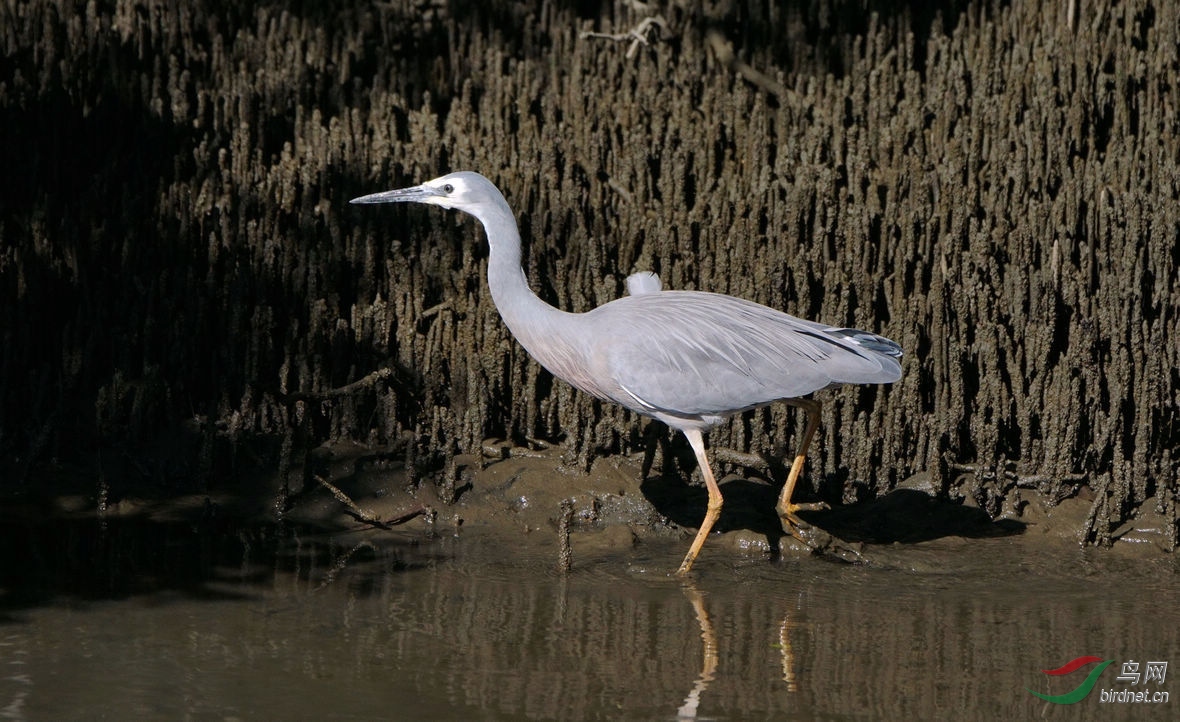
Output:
352 171 902 574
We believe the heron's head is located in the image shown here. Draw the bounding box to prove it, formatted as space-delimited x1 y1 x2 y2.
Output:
350 171 504 218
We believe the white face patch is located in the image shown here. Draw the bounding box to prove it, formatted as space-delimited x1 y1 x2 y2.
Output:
424 175 474 210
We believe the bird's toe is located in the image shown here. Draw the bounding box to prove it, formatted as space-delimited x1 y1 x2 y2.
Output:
778 507 866 563
778 504 834 549
788 501 830 513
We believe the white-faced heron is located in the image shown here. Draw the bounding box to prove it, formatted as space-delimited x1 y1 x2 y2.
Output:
352 171 902 574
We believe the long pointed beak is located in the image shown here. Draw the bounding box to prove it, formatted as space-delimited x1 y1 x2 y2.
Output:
350 184 441 205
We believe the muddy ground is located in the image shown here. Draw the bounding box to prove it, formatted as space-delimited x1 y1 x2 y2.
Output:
8 433 1170 587
296 435 1176 564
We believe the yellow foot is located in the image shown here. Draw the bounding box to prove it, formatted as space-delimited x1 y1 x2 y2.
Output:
789 501 830 514
777 501 830 546
777 503 865 562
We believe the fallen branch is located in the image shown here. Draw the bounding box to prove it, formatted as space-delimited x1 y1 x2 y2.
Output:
312 473 427 530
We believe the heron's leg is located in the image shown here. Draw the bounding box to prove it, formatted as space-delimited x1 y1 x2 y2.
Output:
676 429 723 575
775 398 828 537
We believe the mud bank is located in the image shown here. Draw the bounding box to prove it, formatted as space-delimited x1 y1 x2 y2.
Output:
14 437 1166 580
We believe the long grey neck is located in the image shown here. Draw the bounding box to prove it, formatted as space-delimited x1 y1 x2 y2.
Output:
474 205 578 362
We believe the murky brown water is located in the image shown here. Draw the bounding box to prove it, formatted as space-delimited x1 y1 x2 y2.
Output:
2 511 1177 721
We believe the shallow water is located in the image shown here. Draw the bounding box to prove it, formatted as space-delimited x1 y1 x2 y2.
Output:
1 515 1177 720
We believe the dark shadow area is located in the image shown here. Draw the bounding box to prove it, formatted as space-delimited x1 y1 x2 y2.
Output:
699 0 977 78
0 90 186 482
641 474 785 542
640 477 1024 555
0 514 267 617
812 488 1026 544
0 503 437 621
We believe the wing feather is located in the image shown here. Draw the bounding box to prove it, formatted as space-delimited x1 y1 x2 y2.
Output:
583 291 900 417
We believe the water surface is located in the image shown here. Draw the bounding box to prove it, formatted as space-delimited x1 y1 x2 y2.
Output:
1 514 1176 720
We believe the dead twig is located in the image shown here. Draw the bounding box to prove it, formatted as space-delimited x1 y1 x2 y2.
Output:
284 367 395 405
312 473 427 530
581 15 668 59
710 447 772 471
948 462 1086 487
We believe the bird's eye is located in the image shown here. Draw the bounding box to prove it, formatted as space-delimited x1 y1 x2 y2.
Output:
442 184 454 194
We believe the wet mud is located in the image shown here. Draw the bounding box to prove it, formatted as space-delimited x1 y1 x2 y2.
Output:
2 0 1178 564
292 437 1178 569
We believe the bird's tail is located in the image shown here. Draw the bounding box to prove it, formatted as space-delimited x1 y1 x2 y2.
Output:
824 327 903 359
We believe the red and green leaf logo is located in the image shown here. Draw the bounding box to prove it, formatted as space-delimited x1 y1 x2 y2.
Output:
1027 656 1115 704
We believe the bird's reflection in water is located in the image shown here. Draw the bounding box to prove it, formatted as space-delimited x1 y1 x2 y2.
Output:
676 582 802 719
676 583 718 719
778 611 799 693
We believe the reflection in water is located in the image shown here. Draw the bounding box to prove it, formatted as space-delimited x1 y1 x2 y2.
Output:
677 583 719 719
677 581 804 718
1 519 1177 720
779 607 799 693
